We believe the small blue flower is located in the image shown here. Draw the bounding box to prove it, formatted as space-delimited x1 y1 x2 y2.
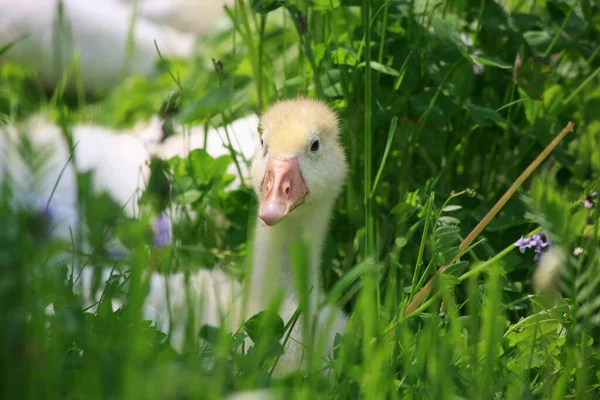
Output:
152 212 172 247
515 235 535 253
532 233 550 248
515 232 550 261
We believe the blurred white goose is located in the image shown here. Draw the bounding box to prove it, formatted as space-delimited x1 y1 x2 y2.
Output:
0 111 258 318
0 0 205 91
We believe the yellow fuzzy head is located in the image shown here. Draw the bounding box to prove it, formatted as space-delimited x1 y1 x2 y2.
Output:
257 97 341 156
251 97 347 224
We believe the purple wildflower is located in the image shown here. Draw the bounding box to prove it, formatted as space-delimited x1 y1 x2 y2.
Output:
514 232 551 260
152 212 172 247
532 233 550 260
515 235 535 253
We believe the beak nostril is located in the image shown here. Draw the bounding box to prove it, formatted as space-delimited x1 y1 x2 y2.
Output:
285 185 290 196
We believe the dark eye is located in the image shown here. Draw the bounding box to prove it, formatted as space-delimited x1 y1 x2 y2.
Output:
261 137 268 157
310 139 320 152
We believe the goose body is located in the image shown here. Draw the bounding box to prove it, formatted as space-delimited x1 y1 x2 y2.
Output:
148 98 350 375
246 98 349 372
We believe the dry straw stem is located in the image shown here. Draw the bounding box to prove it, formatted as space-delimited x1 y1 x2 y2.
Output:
404 121 575 316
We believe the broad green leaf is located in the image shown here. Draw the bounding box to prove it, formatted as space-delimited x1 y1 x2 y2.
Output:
435 225 460 249
186 150 232 185
243 310 285 343
470 54 512 69
468 104 507 127
199 325 222 344
331 46 358 66
358 61 400 76
175 190 202 205
438 216 461 225
523 31 552 49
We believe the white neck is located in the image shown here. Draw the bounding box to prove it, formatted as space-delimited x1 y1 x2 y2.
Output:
244 198 335 320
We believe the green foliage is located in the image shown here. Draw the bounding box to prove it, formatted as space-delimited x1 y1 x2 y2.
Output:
1 0 600 399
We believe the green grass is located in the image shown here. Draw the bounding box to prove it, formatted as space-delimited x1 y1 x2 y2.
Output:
1 0 600 398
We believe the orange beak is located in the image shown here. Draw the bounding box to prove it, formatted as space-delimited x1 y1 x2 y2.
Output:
259 157 309 226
